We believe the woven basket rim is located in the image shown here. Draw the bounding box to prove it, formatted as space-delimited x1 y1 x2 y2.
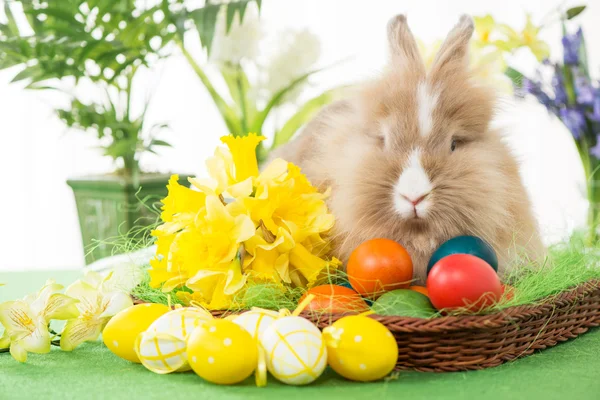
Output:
299 279 600 333
132 279 600 333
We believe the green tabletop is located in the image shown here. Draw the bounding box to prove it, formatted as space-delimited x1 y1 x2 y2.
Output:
1 270 599 400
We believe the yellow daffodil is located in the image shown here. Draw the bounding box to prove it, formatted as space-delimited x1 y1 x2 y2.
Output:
185 255 247 310
61 272 133 351
149 195 255 293
150 134 339 309
497 15 549 61
243 226 296 283
473 15 497 47
221 133 265 182
0 280 79 362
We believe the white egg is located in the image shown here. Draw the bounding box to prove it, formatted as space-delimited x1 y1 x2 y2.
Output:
232 308 279 341
260 316 327 385
135 307 212 374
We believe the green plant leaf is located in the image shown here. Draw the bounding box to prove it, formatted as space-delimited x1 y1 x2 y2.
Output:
150 139 172 147
191 4 221 55
10 66 41 83
4 3 19 35
566 6 586 20
505 67 524 88
251 63 340 133
225 2 248 33
271 87 346 149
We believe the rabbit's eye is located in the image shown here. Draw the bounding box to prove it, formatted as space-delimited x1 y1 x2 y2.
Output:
450 139 457 152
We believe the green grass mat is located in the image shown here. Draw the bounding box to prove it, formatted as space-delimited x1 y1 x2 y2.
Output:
1 270 600 400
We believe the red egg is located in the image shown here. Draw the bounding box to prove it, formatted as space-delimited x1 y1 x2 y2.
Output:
426 254 502 311
299 285 369 314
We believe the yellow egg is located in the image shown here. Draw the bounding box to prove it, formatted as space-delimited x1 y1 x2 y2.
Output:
260 316 327 385
232 308 279 341
323 315 398 382
102 303 170 363
136 307 213 374
187 319 258 385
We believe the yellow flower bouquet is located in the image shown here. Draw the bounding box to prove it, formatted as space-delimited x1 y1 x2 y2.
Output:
148 134 340 310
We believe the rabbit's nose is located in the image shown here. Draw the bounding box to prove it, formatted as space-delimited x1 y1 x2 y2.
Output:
402 193 429 206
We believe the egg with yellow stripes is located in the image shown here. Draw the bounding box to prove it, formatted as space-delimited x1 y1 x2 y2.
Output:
135 307 212 374
259 316 327 385
187 319 258 385
232 308 279 340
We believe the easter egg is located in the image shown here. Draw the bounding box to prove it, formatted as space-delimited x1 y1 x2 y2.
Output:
187 319 258 385
260 316 327 385
347 239 413 298
409 285 428 297
427 254 502 311
232 308 279 340
427 236 498 274
323 315 398 382
102 303 170 363
299 285 369 314
135 307 213 374
371 289 436 318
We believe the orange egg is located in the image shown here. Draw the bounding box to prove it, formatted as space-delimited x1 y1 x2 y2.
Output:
299 285 369 314
347 239 413 298
409 285 429 297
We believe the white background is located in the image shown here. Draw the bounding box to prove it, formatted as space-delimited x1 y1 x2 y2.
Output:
0 0 598 271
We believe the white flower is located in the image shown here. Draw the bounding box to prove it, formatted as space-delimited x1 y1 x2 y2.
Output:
209 4 263 65
60 272 133 351
0 280 79 362
260 28 322 102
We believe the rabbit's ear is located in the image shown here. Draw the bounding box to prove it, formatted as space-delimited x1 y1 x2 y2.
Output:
430 15 474 77
387 15 425 73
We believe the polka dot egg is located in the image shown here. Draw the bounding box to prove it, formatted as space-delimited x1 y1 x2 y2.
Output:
135 307 212 374
232 308 279 341
323 315 398 382
260 316 327 385
187 319 258 385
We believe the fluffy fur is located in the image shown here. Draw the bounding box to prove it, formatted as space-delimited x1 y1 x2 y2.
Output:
271 15 545 282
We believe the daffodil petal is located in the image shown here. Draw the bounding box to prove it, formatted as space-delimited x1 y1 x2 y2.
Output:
10 341 28 363
27 280 63 316
43 293 80 321
221 134 265 181
61 317 106 351
227 178 254 199
161 275 188 292
0 330 10 348
98 292 133 318
0 301 34 333
19 319 51 354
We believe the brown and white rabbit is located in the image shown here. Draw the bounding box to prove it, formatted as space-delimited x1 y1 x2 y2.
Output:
272 15 545 283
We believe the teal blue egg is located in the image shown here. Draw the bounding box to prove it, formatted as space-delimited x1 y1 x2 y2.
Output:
427 236 498 274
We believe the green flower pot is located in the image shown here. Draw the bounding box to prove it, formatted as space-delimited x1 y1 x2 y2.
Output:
67 174 191 265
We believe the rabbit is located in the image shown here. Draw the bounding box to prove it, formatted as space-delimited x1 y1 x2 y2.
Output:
271 15 546 283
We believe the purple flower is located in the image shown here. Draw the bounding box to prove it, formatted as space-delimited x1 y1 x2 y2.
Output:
562 28 583 65
552 67 568 105
522 78 556 113
590 135 600 159
574 71 595 105
591 91 600 122
559 107 587 139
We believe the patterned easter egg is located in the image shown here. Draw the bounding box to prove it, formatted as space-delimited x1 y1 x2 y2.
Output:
260 316 327 385
187 319 258 385
135 307 212 374
323 315 398 382
232 308 279 340
103 303 170 363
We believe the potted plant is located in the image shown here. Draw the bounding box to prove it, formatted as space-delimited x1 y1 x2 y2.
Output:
0 0 255 263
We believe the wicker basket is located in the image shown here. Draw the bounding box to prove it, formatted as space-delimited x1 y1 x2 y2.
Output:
135 279 600 373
